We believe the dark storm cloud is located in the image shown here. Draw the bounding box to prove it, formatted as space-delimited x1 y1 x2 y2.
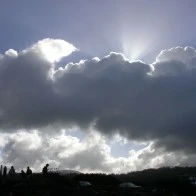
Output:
0 41 196 153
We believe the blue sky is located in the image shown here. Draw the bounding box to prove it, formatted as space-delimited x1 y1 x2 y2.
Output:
1 0 196 62
1 0 196 173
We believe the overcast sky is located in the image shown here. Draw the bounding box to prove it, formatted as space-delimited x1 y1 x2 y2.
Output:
1 0 196 173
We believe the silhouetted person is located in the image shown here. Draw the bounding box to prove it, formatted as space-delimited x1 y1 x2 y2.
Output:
42 164 49 175
26 166 32 176
8 166 16 177
3 166 7 178
20 170 26 179
0 165 2 176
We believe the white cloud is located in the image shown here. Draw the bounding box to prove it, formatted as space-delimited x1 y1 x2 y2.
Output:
155 46 196 64
23 38 78 63
5 49 18 58
0 129 195 173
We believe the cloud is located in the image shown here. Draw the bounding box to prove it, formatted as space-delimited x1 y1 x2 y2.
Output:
5 49 18 58
23 38 78 63
0 130 117 173
155 46 196 64
1 39 196 162
1 130 195 173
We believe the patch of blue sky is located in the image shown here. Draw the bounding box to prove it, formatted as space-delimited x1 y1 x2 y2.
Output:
109 139 148 158
63 128 86 142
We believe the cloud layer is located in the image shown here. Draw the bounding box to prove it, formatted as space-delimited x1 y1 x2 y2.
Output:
1 130 195 173
1 39 196 171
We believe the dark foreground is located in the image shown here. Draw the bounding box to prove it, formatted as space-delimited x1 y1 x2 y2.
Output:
1 167 196 196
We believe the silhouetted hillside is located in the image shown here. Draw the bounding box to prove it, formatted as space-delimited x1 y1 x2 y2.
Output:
1 167 196 195
117 166 196 185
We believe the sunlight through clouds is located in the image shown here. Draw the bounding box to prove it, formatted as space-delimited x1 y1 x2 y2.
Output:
24 38 78 63
1 37 196 172
120 27 158 62
121 36 151 61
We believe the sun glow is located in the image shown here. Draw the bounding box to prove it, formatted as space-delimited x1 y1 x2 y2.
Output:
121 37 150 62
121 30 156 62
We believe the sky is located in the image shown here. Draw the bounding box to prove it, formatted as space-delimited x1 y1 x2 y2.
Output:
1 0 196 173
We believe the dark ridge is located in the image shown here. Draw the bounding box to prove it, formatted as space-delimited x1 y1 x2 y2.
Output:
0 166 196 195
